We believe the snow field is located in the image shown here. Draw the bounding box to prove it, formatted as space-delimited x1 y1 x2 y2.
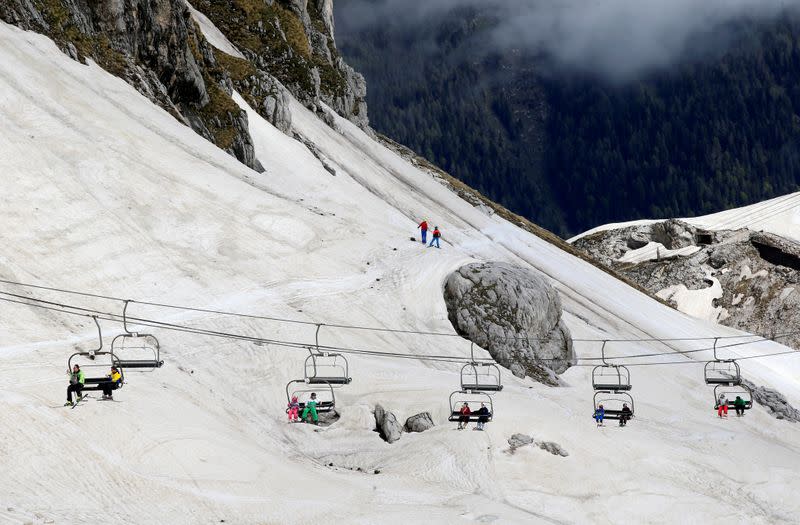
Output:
0 19 799 524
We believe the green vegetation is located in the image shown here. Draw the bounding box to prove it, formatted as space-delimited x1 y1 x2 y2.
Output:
194 0 345 103
185 26 242 150
35 0 126 76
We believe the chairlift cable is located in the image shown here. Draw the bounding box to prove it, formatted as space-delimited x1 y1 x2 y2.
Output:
0 293 797 368
0 277 795 344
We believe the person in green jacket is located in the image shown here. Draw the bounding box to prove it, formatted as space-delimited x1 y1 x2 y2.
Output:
65 364 85 406
733 396 747 417
301 393 319 424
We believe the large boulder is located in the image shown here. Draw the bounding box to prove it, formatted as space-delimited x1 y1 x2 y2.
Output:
404 412 435 433
444 262 574 386
374 404 403 443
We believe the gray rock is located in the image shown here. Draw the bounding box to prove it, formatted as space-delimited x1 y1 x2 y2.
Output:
312 410 340 427
507 433 535 449
374 404 402 443
627 231 650 249
537 441 569 457
444 262 575 386
652 219 697 249
404 412 435 433
742 379 800 422
507 434 568 457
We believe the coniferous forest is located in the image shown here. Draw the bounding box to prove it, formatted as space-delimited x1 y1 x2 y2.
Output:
336 5 800 237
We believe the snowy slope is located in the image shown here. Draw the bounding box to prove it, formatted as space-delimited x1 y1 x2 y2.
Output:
1 20 800 525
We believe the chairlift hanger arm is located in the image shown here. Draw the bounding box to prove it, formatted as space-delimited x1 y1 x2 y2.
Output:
91 315 103 355
122 300 138 336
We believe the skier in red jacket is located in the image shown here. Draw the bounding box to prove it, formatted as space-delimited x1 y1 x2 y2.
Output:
418 219 429 244
428 226 441 249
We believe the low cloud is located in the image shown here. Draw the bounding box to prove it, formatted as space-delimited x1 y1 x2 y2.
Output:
336 0 799 79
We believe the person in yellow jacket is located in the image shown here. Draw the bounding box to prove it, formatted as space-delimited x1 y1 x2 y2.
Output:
101 366 122 400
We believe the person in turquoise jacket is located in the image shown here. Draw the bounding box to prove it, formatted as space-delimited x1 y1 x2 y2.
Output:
65 364 85 406
301 393 319 424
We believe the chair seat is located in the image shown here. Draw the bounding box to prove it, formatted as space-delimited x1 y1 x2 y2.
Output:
297 401 335 413
720 402 752 409
115 360 163 369
593 384 632 391
306 377 351 384
461 384 503 392
80 378 123 391
706 378 740 385
598 409 632 420
448 412 493 422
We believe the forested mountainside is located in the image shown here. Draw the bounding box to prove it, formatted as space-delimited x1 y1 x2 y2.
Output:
336 3 800 237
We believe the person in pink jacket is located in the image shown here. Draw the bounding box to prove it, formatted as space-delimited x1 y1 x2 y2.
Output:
287 396 300 422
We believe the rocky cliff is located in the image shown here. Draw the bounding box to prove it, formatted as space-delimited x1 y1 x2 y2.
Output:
573 220 800 351
0 0 367 170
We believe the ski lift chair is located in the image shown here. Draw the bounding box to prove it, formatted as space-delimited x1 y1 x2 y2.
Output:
110 300 164 370
304 351 351 386
460 343 503 392
460 363 503 392
593 391 634 421
303 324 351 386
448 390 494 422
591 342 632 392
704 339 741 385
714 384 753 410
67 317 124 392
592 365 632 392
286 379 336 413
704 360 742 385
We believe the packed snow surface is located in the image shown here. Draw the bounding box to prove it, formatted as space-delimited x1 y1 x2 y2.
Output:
2 21 800 524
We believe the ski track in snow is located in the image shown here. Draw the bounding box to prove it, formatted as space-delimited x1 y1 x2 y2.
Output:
1 20 800 524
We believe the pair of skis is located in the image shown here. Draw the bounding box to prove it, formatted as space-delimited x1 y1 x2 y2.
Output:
64 395 118 409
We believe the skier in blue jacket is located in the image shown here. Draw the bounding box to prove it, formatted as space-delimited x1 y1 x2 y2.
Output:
593 404 605 426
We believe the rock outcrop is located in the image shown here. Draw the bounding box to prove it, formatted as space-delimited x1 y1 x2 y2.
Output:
0 0 264 171
742 379 800 422
444 262 574 386
507 433 568 456
374 404 402 443
0 0 369 171
573 222 800 351
404 412 435 433
651 219 698 250
191 0 368 128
